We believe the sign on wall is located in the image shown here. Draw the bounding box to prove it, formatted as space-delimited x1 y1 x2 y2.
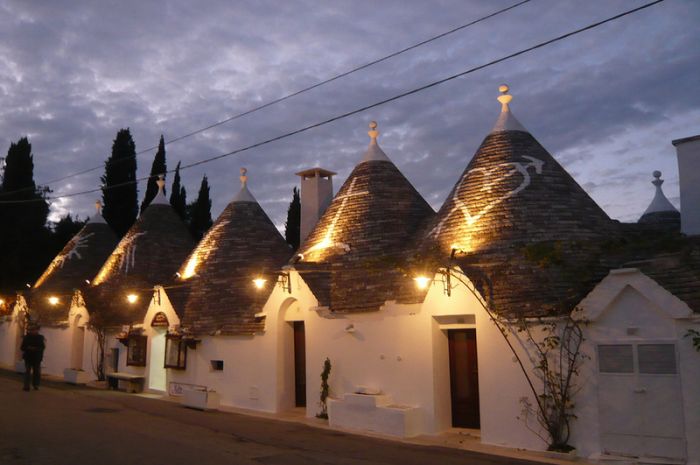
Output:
151 312 169 327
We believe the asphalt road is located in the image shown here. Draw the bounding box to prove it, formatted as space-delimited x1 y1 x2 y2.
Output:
0 371 541 465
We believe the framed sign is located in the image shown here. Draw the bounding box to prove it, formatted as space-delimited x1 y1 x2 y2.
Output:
126 335 147 366
151 312 169 327
164 334 187 370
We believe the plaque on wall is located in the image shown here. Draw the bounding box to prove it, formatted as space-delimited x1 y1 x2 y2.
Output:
151 312 169 327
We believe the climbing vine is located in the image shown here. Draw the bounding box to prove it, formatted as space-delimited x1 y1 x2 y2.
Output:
317 357 332 419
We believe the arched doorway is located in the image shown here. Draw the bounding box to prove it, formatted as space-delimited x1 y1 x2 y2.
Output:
148 312 169 392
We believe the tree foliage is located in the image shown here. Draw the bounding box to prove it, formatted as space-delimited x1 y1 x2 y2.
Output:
140 135 167 214
0 137 51 291
169 161 187 221
284 186 301 251
188 175 213 241
101 129 138 237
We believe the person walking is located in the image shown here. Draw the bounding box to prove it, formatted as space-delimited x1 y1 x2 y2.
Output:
21 323 45 391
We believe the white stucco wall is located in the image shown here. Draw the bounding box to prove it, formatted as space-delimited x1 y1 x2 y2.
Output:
0 298 27 370
0 315 22 368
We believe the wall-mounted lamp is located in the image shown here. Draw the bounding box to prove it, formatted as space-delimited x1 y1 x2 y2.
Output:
277 272 292 294
48 296 60 306
413 276 431 290
252 278 267 290
413 269 453 296
126 293 139 304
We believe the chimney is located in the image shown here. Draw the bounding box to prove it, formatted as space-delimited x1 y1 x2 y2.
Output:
295 167 336 244
673 134 700 235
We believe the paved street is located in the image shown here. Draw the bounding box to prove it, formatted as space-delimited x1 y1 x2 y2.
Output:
0 371 544 465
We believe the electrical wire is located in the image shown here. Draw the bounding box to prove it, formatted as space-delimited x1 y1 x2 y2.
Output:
0 0 532 199
0 0 666 205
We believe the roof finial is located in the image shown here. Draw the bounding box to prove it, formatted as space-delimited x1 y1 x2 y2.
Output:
497 84 512 112
368 121 379 142
240 167 248 187
652 170 664 187
95 200 102 215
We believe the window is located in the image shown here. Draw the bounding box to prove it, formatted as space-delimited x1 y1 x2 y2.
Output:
638 344 676 374
598 344 634 373
164 335 187 370
126 335 147 367
598 343 678 375
210 360 224 371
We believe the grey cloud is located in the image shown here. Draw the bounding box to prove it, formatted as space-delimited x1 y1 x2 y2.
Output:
0 0 697 227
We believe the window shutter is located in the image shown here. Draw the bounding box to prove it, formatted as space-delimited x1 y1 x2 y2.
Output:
638 344 676 374
598 344 634 373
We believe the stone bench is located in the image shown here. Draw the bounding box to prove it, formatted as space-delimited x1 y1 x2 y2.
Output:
106 372 145 393
328 393 421 437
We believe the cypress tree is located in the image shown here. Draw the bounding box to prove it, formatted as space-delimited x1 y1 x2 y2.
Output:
0 137 51 291
284 186 301 250
101 129 138 237
140 135 167 214
188 175 213 241
169 161 187 221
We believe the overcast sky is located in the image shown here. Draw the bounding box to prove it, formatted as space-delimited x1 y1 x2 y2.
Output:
0 0 698 230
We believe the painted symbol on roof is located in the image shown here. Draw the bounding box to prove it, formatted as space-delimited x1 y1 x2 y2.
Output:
117 232 147 274
430 156 544 239
54 232 95 268
305 177 369 258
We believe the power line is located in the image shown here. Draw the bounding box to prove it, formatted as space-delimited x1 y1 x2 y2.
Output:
0 0 532 199
0 0 665 205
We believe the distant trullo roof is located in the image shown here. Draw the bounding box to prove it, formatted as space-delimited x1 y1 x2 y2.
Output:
86 179 195 326
638 170 680 229
295 122 435 313
30 201 118 325
422 85 618 317
176 168 293 336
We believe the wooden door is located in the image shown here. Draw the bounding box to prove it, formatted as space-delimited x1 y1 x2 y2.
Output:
293 321 306 407
448 329 480 428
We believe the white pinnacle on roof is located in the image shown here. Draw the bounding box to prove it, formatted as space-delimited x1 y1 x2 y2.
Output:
231 167 258 203
361 121 392 163
87 200 107 224
151 175 169 205
642 171 679 215
491 84 528 134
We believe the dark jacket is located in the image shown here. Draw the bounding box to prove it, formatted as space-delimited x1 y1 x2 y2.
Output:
21 333 45 363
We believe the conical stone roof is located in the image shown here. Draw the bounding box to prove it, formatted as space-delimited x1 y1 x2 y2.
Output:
427 86 614 254
87 181 195 326
30 202 119 325
423 86 618 317
177 169 293 336
296 122 434 313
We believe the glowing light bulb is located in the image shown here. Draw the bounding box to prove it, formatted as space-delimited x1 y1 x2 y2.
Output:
126 294 138 304
0 299 5 305
253 278 267 289
48 296 60 306
413 276 431 290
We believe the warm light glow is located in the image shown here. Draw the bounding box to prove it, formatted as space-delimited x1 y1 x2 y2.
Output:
413 276 431 290
126 294 138 304
0 299 5 306
253 278 267 289
182 256 198 279
48 296 60 306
